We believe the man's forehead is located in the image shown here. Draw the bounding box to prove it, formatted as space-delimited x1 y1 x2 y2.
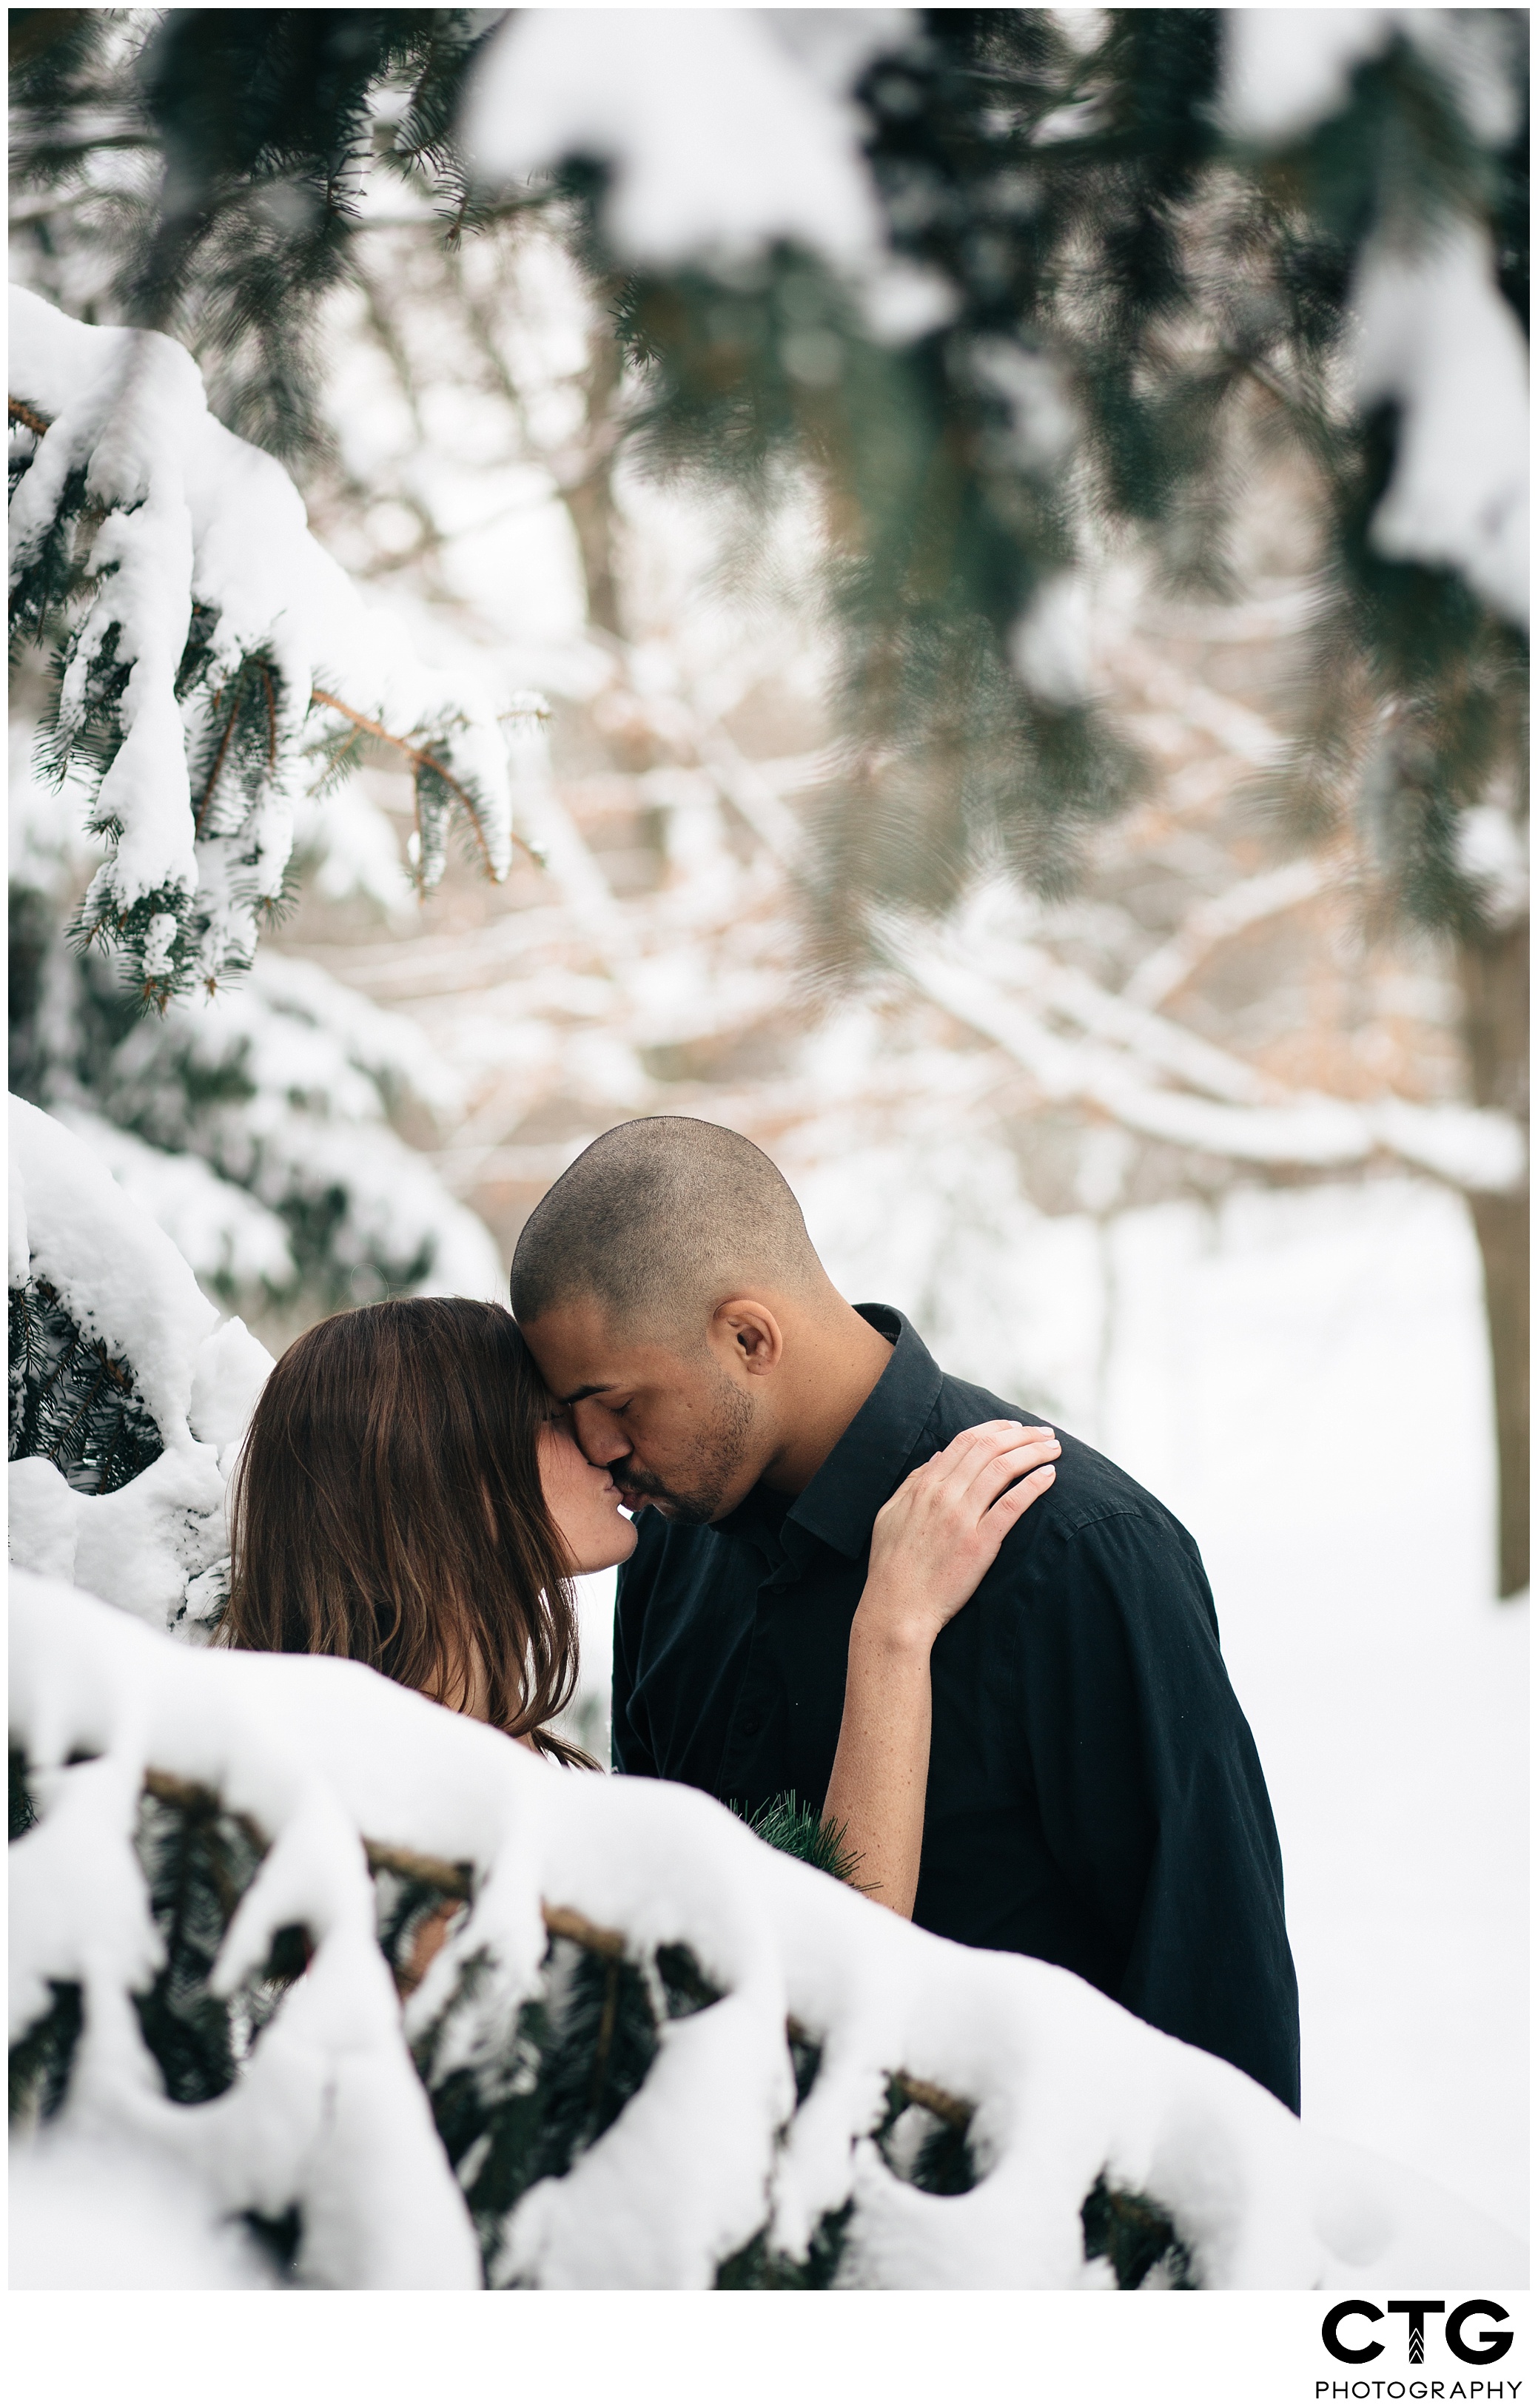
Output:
520 1302 679 1396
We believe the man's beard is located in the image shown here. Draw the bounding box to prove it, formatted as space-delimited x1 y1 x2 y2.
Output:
617 1375 754 1527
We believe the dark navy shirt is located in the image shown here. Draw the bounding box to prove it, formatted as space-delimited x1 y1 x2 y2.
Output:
612 1305 1300 2111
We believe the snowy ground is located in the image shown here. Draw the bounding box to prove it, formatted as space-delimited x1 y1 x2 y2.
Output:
1090 1177 1529 2247
571 1173 1528 2241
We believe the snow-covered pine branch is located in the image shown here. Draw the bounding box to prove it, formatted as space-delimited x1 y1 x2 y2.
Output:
7 286 543 1009
15 1560 1531 2292
12 1567 1522 2292
19 930 504 1313
1221 10 1529 631
8 1094 272 1634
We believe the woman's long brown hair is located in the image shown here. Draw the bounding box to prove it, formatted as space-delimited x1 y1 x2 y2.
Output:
223 1298 591 1765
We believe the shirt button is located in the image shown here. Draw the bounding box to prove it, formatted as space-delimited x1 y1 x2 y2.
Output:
739 1711 765 1736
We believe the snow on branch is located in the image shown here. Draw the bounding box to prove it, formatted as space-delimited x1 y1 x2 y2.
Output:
75 949 506 1311
905 931 1527 1197
1114 638 1287 770
970 930 1281 1110
13 1571 1519 2290
461 9 904 275
1349 218 1530 630
1219 14 1528 630
1221 10 1520 159
1122 860 1330 1011
7 287 545 1009
8 1096 272 1633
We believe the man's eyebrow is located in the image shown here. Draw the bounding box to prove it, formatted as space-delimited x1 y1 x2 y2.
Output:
558 1382 614 1406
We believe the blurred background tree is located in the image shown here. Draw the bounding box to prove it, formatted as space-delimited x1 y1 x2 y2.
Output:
10 6 1527 1586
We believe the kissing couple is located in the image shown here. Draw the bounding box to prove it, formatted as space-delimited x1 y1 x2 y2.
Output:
226 1114 1300 2111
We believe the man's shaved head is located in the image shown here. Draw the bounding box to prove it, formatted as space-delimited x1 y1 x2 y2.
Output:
510 1117 825 1339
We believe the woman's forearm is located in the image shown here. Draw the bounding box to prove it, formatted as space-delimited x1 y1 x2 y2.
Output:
820 1423 1059 1915
821 1604 934 1919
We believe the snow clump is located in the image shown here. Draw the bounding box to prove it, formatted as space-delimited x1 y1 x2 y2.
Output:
461 9 913 274
1349 219 1529 630
8 1096 272 1632
1220 10 1522 151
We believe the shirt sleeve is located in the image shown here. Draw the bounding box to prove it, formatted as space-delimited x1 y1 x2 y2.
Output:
611 1514 662 1777
1013 1504 1301 2112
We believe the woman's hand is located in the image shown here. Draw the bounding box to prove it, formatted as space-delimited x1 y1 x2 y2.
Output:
859 1420 1060 1655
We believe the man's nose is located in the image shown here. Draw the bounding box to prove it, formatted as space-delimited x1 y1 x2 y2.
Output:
572 1402 630 1466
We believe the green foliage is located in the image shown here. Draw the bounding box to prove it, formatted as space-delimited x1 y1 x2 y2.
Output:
180 640 282 844
8 1748 86 2127
1081 2170 1195 2289
874 2080 979 2199
6 453 93 649
741 1790 866 1887
8 1274 164 1496
416 1935 675 2279
611 8 1525 958
9 1979 84 2130
1229 20 1531 937
10 9 496 466
8 422 508 1008
10 1747 40 1842
1257 551 1527 946
131 1777 304 2107
386 1847 728 2281
606 14 1232 943
8 7 117 110
714 2204 856 2291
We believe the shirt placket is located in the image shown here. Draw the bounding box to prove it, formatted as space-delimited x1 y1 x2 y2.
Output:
716 1524 803 1797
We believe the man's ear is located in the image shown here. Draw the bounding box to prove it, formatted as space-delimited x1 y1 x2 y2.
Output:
712 1299 784 1378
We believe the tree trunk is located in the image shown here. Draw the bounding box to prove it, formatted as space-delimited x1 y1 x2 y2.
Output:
563 318 625 639
1457 915 1529 1599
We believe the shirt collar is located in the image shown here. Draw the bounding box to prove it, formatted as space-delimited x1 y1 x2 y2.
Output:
782 1305 944 1563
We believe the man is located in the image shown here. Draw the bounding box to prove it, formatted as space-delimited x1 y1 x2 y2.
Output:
513 1116 1300 2112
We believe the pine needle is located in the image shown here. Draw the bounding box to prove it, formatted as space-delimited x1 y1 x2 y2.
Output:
738 1792 867 1889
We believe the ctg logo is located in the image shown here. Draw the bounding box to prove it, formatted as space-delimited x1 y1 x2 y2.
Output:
1323 2298 1515 2368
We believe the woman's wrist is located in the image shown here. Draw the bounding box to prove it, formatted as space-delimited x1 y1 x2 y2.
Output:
850 1587 939 1661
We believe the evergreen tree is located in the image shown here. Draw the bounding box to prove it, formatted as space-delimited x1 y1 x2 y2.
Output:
10 907 503 1318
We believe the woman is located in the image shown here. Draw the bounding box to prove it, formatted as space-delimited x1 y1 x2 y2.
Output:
224 1298 623 1766
224 1298 1059 1909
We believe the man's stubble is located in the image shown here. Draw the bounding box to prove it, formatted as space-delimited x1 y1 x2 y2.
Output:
619 1363 756 1527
